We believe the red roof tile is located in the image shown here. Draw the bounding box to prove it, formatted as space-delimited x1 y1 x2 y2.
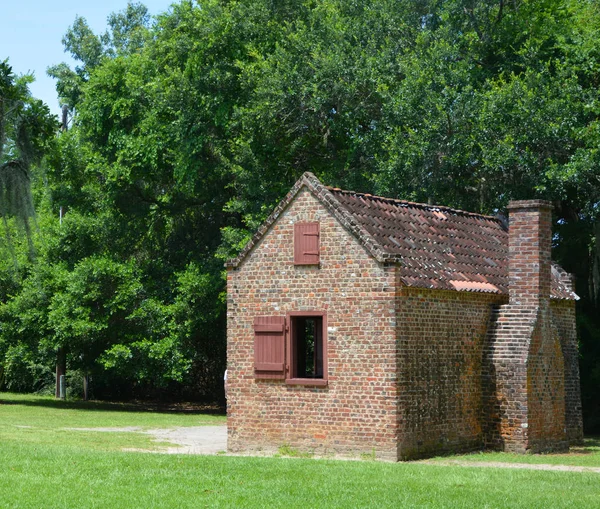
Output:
328 186 576 299
227 172 577 300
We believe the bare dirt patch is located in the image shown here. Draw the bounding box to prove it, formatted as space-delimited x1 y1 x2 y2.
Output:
420 459 600 473
65 425 227 454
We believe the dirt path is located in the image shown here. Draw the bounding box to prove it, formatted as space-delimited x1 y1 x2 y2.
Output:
65 425 227 454
419 459 600 473
64 426 600 470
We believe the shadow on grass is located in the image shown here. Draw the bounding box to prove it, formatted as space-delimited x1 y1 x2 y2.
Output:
0 396 225 416
582 436 600 449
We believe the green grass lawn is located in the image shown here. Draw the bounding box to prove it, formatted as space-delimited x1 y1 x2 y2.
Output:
0 392 225 452
0 392 225 428
2 442 599 509
1 392 599 508
429 438 600 468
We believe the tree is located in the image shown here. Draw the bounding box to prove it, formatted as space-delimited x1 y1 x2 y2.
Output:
0 60 57 393
48 1 152 116
1 0 596 421
0 60 56 258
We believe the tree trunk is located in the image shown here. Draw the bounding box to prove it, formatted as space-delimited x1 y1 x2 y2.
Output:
55 347 66 399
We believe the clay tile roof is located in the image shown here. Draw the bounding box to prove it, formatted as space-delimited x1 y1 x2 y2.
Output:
226 172 577 300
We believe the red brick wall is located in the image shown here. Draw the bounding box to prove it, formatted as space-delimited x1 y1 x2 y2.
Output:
483 304 533 452
483 201 571 453
507 201 552 307
227 189 399 460
227 192 580 460
484 303 575 453
551 300 584 445
396 287 504 459
527 306 567 452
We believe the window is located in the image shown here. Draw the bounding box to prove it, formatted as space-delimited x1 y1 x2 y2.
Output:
294 222 320 265
287 311 327 386
253 312 327 386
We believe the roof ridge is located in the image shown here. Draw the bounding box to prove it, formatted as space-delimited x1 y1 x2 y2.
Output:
327 187 501 222
225 172 397 268
225 172 575 300
303 174 396 264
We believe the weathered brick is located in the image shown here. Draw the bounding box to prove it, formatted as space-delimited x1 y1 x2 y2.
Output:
227 176 582 461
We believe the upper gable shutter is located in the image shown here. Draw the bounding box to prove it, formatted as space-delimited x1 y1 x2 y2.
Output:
294 222 320 265
254 316 286 379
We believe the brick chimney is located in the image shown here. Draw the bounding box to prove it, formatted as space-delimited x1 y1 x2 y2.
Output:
507 200 553 307
484 199 570 454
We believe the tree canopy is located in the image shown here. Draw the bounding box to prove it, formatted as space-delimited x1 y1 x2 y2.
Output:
0 61 56 258
1 0 599 427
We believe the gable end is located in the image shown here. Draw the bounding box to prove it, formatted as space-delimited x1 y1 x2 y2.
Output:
225 172 393 269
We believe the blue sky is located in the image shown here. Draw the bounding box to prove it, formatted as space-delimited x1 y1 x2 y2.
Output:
2 0 175 116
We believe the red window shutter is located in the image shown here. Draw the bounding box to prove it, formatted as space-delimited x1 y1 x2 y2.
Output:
294 222 320 265
254 316 286 379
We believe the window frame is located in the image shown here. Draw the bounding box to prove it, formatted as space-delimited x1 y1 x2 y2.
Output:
286 311 328 387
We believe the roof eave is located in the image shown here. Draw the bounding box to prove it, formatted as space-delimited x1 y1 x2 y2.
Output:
226 172 393 269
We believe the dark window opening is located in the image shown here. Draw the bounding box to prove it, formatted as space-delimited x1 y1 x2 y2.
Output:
291 316 324 379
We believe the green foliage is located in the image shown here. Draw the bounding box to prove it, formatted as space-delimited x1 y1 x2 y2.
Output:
277 443 314 458
103 2 151 57
1 344 53 392
0 60 57 259
47 256 142 364
48 2 152 110
2 0 600 415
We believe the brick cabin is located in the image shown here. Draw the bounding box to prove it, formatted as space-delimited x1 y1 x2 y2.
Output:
226 172 583 460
